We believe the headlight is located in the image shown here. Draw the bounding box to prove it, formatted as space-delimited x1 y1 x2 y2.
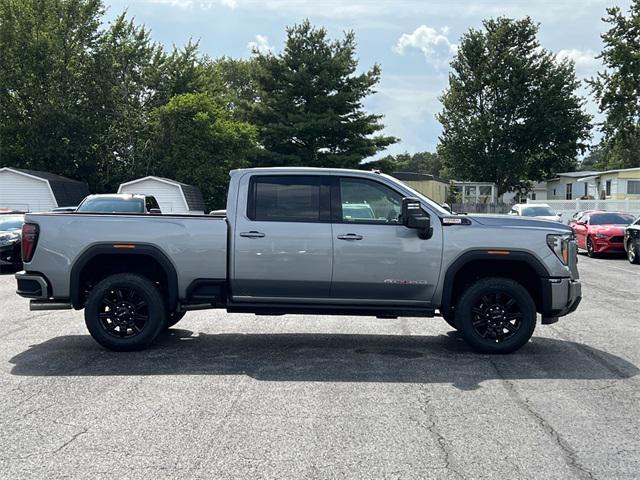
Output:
0 232 20 246
547 233 572 265
595 233 608 239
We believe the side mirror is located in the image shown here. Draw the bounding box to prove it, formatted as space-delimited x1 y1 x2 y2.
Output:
149 208 162 214
401 197 432 239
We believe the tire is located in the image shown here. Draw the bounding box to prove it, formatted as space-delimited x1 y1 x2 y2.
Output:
440 310 457 329
586 236 598 258
84 273 166 351
166 311 186 329
455 277 536 354
628 239 640 264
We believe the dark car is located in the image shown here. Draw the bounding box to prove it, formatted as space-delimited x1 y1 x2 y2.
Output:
572 211 635 257
625 216 640 264
0 214 24 272
76 194 161 214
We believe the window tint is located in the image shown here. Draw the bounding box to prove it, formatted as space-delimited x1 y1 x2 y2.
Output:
250 176 321 222
339 178 402 224
0 215 23 230
589 213 634 225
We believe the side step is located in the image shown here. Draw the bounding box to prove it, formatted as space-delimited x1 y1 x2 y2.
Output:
30 300 73 311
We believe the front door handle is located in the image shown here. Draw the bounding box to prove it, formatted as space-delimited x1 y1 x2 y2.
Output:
240 231 265 238
337 233 363 241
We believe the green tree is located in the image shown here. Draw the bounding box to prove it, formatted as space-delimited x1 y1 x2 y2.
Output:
0 0 105 182
588 2 640 169
437 17 592 195
251 20 397 168
365 151 444 176
147 93 257 209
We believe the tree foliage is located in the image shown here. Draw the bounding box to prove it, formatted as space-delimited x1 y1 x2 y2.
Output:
588 1 640 169
251 20 397 168
365 151 445 177
148 93 256 209
437 17 592 194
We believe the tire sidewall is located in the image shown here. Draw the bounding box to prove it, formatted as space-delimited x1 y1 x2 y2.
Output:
456 278 536 354
85 274 166 351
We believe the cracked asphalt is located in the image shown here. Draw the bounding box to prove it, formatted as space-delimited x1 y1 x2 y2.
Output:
0 254 639 479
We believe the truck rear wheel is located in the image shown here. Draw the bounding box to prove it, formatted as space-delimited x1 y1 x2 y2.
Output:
455 277 536 354
84 273 166 351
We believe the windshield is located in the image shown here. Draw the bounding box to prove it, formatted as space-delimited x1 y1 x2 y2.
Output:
77 197 144 213
590 213 635 225
522 206 555 217
0 215 24 231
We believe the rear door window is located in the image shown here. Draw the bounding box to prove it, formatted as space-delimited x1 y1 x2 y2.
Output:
248 176 329 222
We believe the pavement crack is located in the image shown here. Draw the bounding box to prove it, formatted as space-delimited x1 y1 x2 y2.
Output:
52 427 88 454
490 359 595 480
414 388 465 480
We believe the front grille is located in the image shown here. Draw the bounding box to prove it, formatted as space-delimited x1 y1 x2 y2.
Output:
610 236 624 243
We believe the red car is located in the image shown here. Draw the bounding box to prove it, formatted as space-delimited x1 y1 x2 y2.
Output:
572 211 636 257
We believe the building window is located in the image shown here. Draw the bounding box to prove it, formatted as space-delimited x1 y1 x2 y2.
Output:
566 183 572 200
553 188 556 197
606 180 611 196
584 183 588 197
530 193 536 200
464 185 477 197
628 180 640 195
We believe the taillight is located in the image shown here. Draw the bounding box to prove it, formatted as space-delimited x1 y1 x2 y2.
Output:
21 223 39 263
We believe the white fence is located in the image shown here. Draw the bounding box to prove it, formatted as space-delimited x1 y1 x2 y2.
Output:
527 199 640 224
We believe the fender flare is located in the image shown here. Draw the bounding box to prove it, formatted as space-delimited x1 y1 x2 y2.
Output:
70 243 179 310
439 249 551 314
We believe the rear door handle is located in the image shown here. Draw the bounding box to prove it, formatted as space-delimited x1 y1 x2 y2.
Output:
240 231 265 238
337 234 363 241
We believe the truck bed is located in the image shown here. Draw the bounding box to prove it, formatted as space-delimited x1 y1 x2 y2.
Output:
23 213 228 300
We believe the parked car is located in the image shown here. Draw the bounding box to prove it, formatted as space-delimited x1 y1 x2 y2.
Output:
342 202 377 221
508 203 562 222
572 211 635 257
0 214 24 272
624 216 640 264
15 167 581 354
76 194 161 214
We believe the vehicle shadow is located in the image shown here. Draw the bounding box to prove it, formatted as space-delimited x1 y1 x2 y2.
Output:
9 329 638 390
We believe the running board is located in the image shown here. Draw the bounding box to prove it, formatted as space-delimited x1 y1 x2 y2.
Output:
227 302 435 318
30 300 73 311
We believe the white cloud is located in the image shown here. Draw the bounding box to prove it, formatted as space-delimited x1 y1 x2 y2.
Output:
557 49 600 71
247 34 273 54
393 25 456 68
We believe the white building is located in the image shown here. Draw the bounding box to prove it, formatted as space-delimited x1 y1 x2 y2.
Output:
118 176 205 214
0 167 89 212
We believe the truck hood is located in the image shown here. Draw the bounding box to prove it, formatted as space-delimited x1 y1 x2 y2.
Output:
468 214 572 233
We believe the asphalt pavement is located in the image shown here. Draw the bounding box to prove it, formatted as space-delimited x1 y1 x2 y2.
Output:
0 255 638 479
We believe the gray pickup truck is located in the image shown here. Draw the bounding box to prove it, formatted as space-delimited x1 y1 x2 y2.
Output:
15 168 581 353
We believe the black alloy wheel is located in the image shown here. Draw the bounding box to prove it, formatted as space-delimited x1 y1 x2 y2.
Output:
470 292 522 342
455 277 536 354
98 286 149 338
85 273 166 351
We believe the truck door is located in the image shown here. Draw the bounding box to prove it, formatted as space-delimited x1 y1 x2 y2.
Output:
232 175 333 301
330 176 442 304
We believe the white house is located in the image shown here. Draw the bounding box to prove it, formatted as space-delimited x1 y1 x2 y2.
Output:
118 176 205 214
0 167 89 212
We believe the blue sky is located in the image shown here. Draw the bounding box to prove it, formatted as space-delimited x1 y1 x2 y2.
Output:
104 0 630 158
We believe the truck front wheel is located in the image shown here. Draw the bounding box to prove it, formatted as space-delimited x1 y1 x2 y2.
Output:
84 273 166 351
455 277 536 354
